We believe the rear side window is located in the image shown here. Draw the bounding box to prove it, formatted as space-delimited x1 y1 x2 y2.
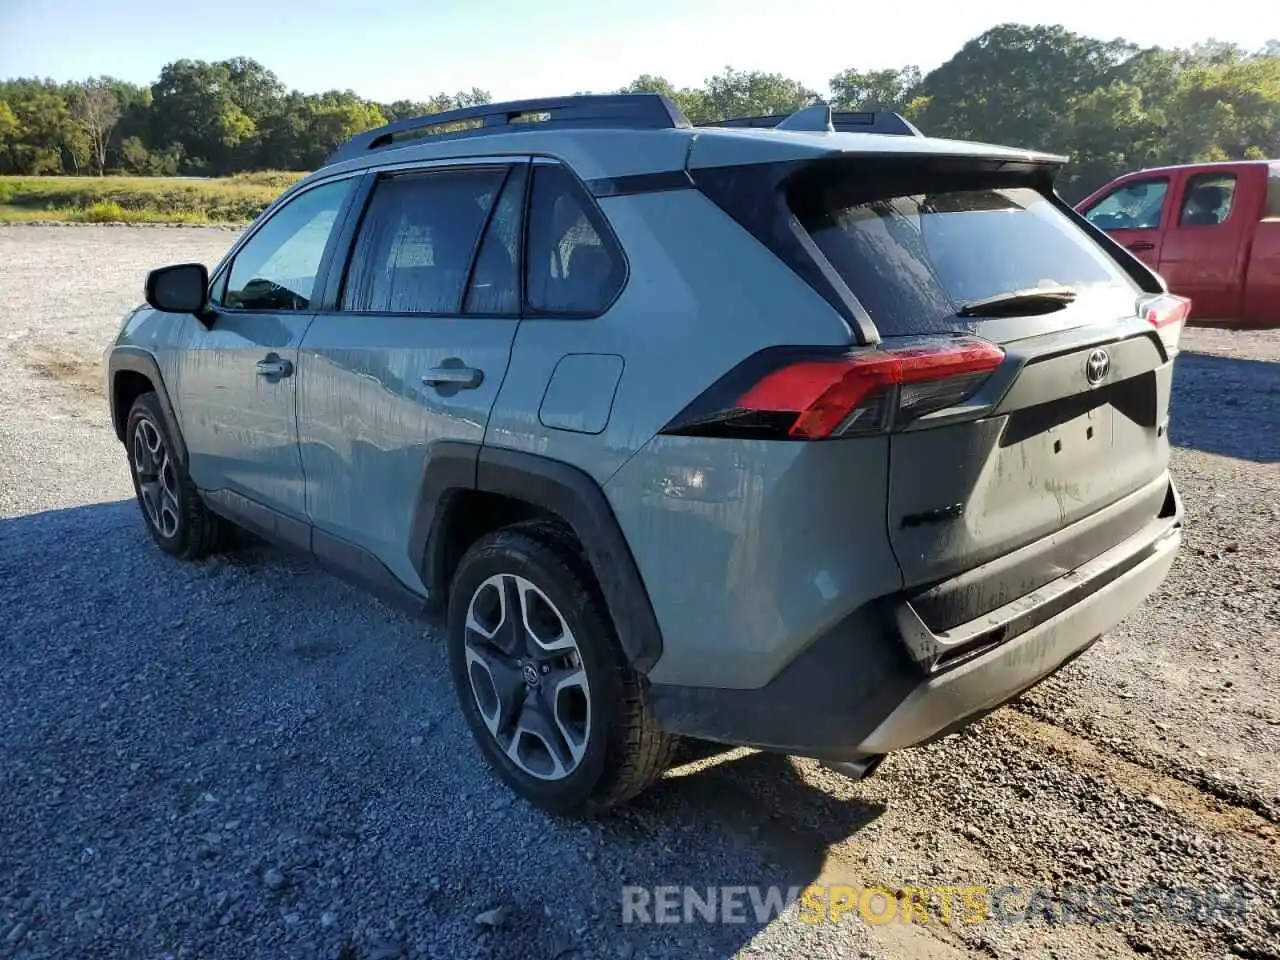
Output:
1268 165 1280 220
790 170 1138 336
1083 178 1169 231
1178 173 1236 227
525 164 625 316
342 167 507 314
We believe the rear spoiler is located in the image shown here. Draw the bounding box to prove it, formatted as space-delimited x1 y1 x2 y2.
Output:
701 104 923 137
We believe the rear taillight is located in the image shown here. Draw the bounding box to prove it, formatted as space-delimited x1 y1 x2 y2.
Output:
1138 293 1191 354
662 337 1005 440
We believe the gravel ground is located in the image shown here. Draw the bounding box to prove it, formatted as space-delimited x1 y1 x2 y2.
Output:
0 224 1277 960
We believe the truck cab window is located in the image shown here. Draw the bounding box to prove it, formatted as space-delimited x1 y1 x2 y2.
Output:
1178 174 1236 227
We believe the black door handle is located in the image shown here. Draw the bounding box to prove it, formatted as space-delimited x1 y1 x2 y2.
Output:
1126 241 1156 252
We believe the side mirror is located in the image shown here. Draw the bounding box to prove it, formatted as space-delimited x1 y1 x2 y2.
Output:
145 263 211 316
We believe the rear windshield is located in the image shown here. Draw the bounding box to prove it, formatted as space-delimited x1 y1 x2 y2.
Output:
790 172 1138 336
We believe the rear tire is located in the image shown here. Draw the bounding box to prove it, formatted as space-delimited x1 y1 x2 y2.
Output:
446 525 675 816
125 392 231 560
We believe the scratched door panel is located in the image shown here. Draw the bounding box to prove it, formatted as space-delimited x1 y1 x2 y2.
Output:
179 177 356 519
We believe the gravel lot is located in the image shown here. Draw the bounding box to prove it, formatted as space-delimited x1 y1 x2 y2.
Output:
1 224 1277 960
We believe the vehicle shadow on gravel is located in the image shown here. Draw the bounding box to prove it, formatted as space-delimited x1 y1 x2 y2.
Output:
1170 351 1279 463
597 747 889 955
0 500 890 960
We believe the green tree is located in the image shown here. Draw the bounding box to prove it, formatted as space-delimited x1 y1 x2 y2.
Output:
829 66 921 111
1058 81 1159 199
1162 57 1280 163
617 74 711 122
1 29 1275 190
150 59 261 173
4 83 76 173
0 99 17 142
701 67 818 120
290 92 386 168
118 135 150 174
914 24 1136 150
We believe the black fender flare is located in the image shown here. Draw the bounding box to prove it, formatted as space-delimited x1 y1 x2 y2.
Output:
409 442 665 674
107 346 188 465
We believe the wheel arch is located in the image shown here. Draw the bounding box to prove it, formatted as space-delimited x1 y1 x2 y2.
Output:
411 442 664 673
108 346 187 465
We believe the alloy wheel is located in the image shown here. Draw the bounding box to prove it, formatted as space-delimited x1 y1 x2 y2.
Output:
131 417 180 539
463 573 592 781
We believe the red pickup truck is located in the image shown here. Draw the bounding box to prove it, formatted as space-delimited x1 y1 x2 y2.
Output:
1076 159 1279 328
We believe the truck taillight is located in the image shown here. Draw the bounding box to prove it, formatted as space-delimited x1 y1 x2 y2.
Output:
661 337 1005 440
1138 293 1191 354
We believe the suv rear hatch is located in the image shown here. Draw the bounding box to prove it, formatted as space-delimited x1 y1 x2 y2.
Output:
691 151 1184 632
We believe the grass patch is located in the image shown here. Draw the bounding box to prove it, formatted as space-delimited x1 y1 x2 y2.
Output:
0 173 308 224
0 203 216 224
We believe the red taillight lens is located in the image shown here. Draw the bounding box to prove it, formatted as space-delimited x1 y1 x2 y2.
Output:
664 337 1005 440
1138 293 1191 353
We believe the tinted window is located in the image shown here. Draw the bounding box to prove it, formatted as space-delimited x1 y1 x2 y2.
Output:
223 179 351 311
464 165 526 315
1178 173 1236 227
342 168 506 314
792 172 1136 336
1083 178 1169 230
525 164 624 315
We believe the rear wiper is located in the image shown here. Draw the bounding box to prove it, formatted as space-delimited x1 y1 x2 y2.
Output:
956 286 1078 318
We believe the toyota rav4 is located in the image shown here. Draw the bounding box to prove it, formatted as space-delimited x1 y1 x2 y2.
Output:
106 95 1186 815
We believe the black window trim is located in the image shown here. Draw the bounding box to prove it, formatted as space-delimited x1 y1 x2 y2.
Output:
279 153 628 323
329 160 521 320
461 162 529 318
207 172 365 317
1176 171 1238 229
521 157 630 321
1081 174 1172 233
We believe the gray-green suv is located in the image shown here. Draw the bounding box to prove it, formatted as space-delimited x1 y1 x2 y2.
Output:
106 94 1186 815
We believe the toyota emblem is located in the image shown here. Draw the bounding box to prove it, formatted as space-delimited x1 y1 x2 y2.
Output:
1085 348 1110 386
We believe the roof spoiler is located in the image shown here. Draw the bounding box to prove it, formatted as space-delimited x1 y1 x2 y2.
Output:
703 103 924 137
323 93 692 167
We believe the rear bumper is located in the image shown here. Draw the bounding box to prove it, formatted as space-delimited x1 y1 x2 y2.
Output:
650 480 1182 760
860 517 1178 752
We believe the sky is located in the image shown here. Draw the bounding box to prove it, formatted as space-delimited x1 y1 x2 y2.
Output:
1 0 1276 103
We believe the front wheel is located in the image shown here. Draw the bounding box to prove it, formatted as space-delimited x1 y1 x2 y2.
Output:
446 525 675 816
125 392 230 560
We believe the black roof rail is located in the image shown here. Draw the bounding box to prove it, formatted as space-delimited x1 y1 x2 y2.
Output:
324 93 692 167
702 107 924 137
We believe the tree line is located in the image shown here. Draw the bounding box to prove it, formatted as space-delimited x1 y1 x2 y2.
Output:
1 24 1277 200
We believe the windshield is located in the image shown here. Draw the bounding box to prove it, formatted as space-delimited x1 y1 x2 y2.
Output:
790 175 1138 337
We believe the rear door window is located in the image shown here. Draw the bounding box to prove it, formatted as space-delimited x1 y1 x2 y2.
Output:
342 167 507 314
790 168 1139 337
1178 173 1236 227
1268 164 1280 220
